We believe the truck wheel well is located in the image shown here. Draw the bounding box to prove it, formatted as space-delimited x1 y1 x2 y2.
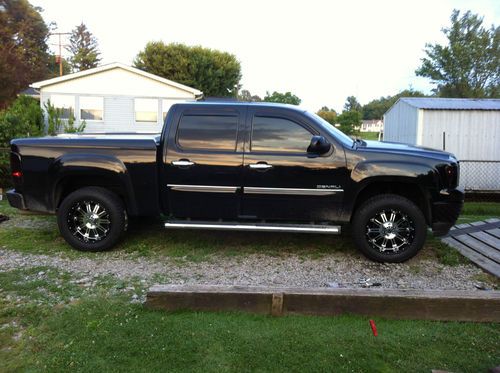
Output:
352 182 431 224
55 176 127 211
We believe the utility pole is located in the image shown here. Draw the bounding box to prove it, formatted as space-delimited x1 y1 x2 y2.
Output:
49 32 71 76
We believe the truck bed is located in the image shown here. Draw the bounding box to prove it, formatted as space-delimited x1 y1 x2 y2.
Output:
10 134 161 216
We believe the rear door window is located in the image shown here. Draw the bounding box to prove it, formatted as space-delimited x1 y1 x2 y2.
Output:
177 115 238 151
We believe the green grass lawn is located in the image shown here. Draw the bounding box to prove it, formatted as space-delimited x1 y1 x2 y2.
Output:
359 131 380 140
1 200 500 371
1 267 499 373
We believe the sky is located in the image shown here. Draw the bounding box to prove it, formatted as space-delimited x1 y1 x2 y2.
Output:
33 0 500 112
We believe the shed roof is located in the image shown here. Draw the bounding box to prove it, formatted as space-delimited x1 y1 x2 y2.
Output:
30 62 203 96
400 97 500 110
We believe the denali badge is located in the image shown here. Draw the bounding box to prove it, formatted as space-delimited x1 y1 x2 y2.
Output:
317 184 342 189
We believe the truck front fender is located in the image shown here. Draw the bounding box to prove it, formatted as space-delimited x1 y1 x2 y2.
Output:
351 160 438 185
340 160 439 224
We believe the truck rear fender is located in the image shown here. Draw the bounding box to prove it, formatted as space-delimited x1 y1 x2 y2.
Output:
48 154 137 214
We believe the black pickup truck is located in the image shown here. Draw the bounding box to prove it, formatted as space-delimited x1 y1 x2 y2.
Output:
7 102 463 262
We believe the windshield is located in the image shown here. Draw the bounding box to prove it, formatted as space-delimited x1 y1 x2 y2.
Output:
305 111 354 147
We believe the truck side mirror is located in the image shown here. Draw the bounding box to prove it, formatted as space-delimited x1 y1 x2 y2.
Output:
307 135 331 155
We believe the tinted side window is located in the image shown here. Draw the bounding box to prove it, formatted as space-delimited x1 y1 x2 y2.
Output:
177 115 238 151
251 116 312 153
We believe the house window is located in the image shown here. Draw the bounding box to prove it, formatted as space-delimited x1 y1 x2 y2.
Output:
50 95 74 119
135 98 158 122
80 96 103 121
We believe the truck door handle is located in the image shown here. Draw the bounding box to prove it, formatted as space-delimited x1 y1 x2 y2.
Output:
172 159 195 167
249 162 273 170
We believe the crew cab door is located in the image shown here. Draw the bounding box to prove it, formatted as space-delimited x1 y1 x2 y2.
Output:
163 105 245 219
241 108 346 221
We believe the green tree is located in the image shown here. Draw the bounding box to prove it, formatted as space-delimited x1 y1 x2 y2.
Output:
416 9 499 98
66 23 101 72
134 42 241 97
238 89 262 102
337 111 362 136
0 0 50 109
343 96 362 112
316 107 337 125
362 89 426 119
263 91 301 105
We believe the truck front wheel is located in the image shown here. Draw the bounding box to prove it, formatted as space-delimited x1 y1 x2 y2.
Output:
352 194 426 262
57 187 127 252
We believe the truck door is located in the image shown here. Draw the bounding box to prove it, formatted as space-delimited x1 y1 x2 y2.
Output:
241 108 346 221
163 105 245 219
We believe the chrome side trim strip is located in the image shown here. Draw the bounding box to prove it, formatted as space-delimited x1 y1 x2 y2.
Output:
165 221 341 234
244 187 343 196
167 184 239 193
166 185 343 195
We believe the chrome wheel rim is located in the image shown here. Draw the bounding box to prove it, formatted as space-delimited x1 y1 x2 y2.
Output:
67 200 111 243
365 209 415 253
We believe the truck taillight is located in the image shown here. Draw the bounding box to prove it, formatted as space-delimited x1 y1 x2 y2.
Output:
10 151 22 184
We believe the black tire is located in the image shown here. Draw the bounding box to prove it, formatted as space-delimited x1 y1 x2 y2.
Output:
351 194 426 263
57 187 127 252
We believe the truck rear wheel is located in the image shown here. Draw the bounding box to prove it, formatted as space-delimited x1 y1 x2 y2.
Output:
57 187 127 252
352 194 426 262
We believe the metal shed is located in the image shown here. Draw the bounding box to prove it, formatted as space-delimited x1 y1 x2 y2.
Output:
383 98 500 192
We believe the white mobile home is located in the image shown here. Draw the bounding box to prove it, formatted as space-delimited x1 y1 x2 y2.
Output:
31 62 203 133
384 98 500 191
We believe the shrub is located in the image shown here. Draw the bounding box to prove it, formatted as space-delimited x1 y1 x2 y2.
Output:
64 114 86 134
0 95 44 188
44 99 62 136
0 95 44 148
44 100 86 135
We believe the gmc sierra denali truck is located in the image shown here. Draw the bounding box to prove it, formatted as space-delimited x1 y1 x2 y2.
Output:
7 102 463 262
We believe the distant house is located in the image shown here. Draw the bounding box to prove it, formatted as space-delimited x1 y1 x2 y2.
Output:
360 119 383 133
383 97 500 192
31 62 203 133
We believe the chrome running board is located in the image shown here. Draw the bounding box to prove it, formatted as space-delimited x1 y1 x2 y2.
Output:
164 221 341 234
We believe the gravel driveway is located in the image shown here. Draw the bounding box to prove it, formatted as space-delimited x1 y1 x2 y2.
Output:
0 248 489 290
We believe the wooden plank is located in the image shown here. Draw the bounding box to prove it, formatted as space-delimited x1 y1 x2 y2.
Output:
442 237 500 277
145 285 500 322
469 231 500 253
456 223 474 229
271 293 284 316
447 222 500 237
486 228 500 240
470 221 487 227
485 218 500 224
453 234 500 263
